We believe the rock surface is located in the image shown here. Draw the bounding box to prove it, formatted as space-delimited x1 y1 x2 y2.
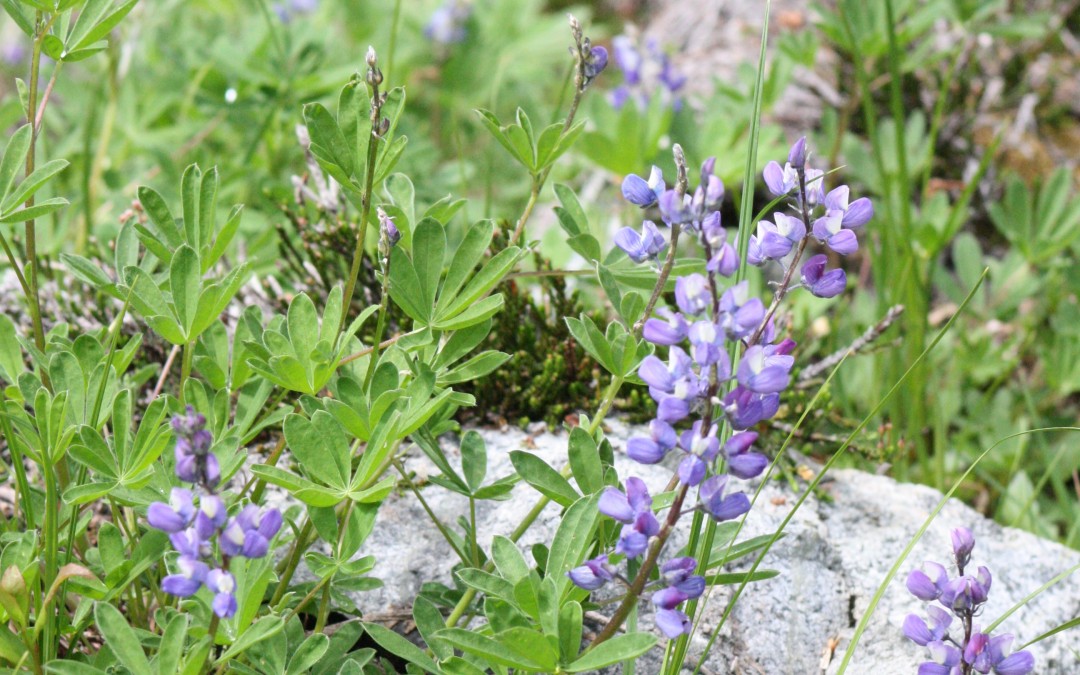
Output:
342 421 1080 673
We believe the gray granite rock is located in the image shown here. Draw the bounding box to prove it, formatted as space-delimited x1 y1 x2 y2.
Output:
330 422 1080 673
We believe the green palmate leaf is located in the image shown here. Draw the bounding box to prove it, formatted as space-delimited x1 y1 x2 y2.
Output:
137 186 182 250
94 603 151 675
388 245 429 323
286 634 330 675
412 596 454 661
460 430 487 493
510 451 579 507
456 568 515 604
362 623 440 675
303 102 354 180
0 124 31 203
411 218 446 309
438 350 511 386
249 465 339 507
553 184 587 237
219 615 285 663
437 246 522 320
1 159 68 214
491 536 530 584
565 633 658 672
68 0 138 51
0 197 69 223
438 220 495 311
567 427 602 495
435 628 548 671
558 601 583 664
434 294 505 331
169 244 200 337
547 494 600 593
283 411 350 490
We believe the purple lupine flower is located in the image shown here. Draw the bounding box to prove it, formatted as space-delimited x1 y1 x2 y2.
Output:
658 189 693 225
823 186 874 229
687 320 730 368
903 606 953 646
699 474 750 522
676 422 721 486
173 407 219 489
921 640 963 675
161 556 208 597
425 0 470 45
940 568 991 613
170 527 212 561
748 213 806 265
800 255 847 298
659 557 697 586
614 221 667 263
654 606 692 638
598 478 659 558
964 632 1033 675
736 345 793 394
194 495 227 540
701 212 738 276
674 274 711 316
622 167 665 208
787 136 807 170
567 554 615 590
721 385 780 430
723 431 768 479
812 213 859 255
642 310 688 346
951 527 975 571
378 207 400 246
205 569 238 618
907 561 949 602
627 419 678 464
637 348 696 402
612 36 641 85
219 505 283 559
763 160 799 197
584 46 609 84
147 488 196 532
717 282 765 341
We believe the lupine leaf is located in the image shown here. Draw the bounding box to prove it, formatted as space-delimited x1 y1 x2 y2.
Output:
565 632 657 671
510 451 579 506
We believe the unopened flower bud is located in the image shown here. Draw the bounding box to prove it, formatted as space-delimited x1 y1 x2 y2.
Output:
787 136 807 170
378 208 400 246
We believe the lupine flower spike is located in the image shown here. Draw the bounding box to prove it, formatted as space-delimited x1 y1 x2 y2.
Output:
571 139 873 644
903 527 1034 674
147 408 283 618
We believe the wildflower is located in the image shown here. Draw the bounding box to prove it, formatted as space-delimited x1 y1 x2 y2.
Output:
146 488 196 532
378 207 400 246
748 213 806 265
206 569 238 618
642 309 688 346
906 561 949 602
902 606 953 646
674 274 711 315
425 0 470 45
583 46 609 84
762 160 799 197
675 422 721 486
718 282 765 341
698 475 750 522
787 136 807 170
219 505 284 559
723 432 768 480
736 345 793 395
161 556 208 598
721 385 780 430
614 221 667 263
812 213 859 255
627 419 678 464
567 554 615 591
800 255 847 298
621 166 665 208
598 478 659 558
951 527 975 571
823 186 874 229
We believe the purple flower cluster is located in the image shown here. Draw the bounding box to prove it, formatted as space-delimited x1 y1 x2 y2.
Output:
574 139 865 640
146 408 282 618
425 0 471 46
609 32 686 111
904 527 1034 675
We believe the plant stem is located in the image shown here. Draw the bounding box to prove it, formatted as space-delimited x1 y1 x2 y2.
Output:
42 460 59 663
24 11 46 353
393 459 470 562
338 327 426 367
338 64 384 338
270 520 314 606
179 340 194 405
588 485 690 648
363 239 393 391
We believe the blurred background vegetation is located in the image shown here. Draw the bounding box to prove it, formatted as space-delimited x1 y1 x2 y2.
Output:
2 0 1078 548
